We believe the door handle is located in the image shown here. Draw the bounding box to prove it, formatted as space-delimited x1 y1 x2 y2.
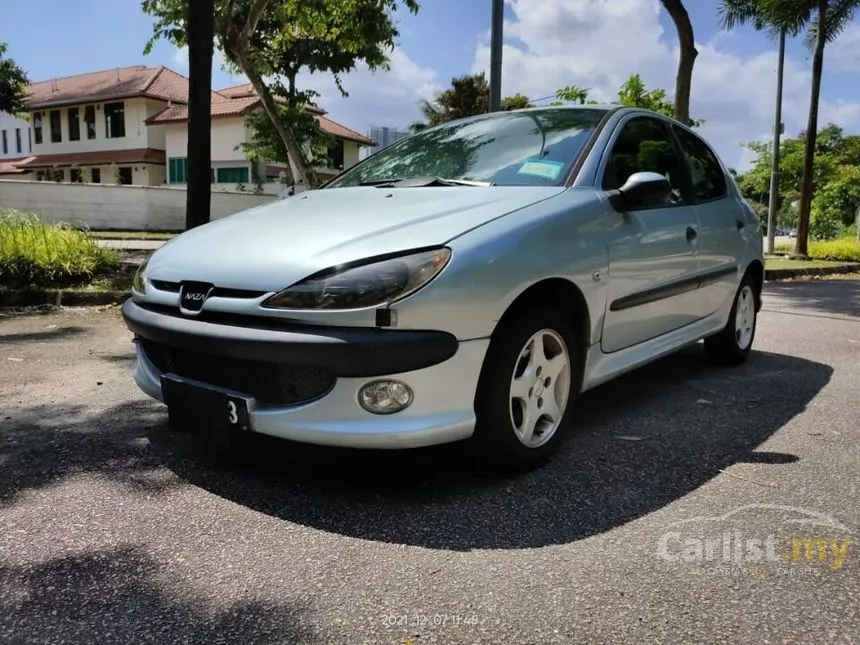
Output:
686 226 697 242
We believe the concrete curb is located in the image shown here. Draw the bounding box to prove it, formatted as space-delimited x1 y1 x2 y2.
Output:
0 289 128 308
765 263 860 281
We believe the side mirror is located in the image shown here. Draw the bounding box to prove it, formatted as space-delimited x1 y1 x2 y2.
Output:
607 171 672 212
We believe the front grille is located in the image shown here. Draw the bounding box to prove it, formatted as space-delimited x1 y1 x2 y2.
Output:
149 280 267 299
139 339 336 406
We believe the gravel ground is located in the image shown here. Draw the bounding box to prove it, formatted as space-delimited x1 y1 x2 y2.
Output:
1 280 858 645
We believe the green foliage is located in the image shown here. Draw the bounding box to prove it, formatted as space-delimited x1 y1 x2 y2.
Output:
776 237 860 262
0 42 29 115
142 0 420 187
550 75 704 126
239 93 333 168
410 73 535 132
736 124 860 239
0 211 120 288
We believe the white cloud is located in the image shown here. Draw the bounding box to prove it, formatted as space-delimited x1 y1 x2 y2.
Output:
470 0 860 171
296 47 441 135
170 45 241 82
829 22 860 72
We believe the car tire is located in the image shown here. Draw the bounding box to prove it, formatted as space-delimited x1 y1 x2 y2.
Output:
471 306 582 472
703 273 758 366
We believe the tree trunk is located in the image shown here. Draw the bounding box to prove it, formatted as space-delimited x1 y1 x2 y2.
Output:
237 57 318 189
660 0 697 126
185 0 214 230
793 0 828 259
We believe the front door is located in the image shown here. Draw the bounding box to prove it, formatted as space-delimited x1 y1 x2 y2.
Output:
600 115 703 354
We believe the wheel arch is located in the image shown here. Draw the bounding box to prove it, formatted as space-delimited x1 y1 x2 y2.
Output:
491 277 591 374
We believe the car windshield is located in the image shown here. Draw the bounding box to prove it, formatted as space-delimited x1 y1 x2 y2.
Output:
325 108 609 188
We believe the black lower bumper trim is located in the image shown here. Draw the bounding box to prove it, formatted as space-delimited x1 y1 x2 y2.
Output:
121 298 458 377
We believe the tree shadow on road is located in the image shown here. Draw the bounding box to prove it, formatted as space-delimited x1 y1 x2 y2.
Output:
0 325 88 344
149 347 831 550
0 545 318 644
0 347 833 552
763 278 860 318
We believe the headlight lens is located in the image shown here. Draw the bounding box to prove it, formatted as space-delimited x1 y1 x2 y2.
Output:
131 258 148 295
262 248 451 310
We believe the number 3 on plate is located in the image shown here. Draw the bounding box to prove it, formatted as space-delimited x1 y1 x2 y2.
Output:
227 400 239 425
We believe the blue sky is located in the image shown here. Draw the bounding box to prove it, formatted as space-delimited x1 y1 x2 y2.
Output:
4 0 860 169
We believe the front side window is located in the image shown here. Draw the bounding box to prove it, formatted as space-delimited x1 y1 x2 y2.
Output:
672 126 727 202
327 108 609 188
602 116 685 204
105 102 126 139
50 110 62 143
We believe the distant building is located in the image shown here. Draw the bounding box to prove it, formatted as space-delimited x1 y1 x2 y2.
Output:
0 111 34 179
367 126 409 155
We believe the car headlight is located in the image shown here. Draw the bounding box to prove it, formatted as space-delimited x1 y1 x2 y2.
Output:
262 248 452 310
131 258 148 295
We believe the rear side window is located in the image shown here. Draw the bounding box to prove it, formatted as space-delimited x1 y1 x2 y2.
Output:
673 126 727 202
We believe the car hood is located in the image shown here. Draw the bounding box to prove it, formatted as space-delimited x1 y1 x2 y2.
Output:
145 185 564 291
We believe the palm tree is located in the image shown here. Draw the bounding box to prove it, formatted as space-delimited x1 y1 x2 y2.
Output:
718 0 860 258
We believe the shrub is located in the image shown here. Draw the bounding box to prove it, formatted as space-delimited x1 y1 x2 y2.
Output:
774 236 860 262
0 210 120 288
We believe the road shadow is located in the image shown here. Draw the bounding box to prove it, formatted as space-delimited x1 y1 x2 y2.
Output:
0 325 88 344
143 347 831 550
763 278 860 318
0 545 318 644
0 347 832 551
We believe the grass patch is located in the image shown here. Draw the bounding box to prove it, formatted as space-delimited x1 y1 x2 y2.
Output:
765 258 848 270
88 230 178 241
0 210 121 288
775 237 860 262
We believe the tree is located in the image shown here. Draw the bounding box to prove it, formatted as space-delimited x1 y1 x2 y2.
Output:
143 0 419 190
736 123 860 238
718 0 860 258
550 75 704 125
659 0 698 126
184 0 214 230
409 72 535 132
0 42 29 115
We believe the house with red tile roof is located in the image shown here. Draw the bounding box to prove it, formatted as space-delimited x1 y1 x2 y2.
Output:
13 65 191 185
5 66 373 190
145 82 374 189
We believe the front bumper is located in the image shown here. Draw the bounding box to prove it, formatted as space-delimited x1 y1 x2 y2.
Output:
122 299 489 449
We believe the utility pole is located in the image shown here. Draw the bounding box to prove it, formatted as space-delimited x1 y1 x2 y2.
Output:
766 28 786 254
489 0 504 112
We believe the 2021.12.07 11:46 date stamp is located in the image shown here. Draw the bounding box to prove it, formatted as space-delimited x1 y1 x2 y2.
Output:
381 613 482 629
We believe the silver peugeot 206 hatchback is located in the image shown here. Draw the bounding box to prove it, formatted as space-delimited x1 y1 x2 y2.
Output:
122 105 764 471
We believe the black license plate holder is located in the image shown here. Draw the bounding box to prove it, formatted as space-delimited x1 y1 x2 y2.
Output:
160 374 253 444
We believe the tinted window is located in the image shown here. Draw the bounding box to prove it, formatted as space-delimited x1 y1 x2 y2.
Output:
327 108 608 188
602 116 685 204
673 126 727 202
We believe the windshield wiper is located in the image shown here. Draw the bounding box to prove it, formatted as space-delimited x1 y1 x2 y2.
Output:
360 176 492 188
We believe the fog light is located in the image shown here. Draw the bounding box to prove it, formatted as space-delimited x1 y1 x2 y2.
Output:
358 380 413 415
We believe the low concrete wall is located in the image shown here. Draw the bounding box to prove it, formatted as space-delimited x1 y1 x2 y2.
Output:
0 179 277 230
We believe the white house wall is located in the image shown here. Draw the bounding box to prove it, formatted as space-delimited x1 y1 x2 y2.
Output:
0 112 31 158
30 97 167 156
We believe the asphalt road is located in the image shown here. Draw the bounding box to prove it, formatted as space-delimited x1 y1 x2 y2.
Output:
1 280 859 645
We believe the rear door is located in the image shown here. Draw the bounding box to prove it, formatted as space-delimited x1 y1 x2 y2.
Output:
670 124 742 315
